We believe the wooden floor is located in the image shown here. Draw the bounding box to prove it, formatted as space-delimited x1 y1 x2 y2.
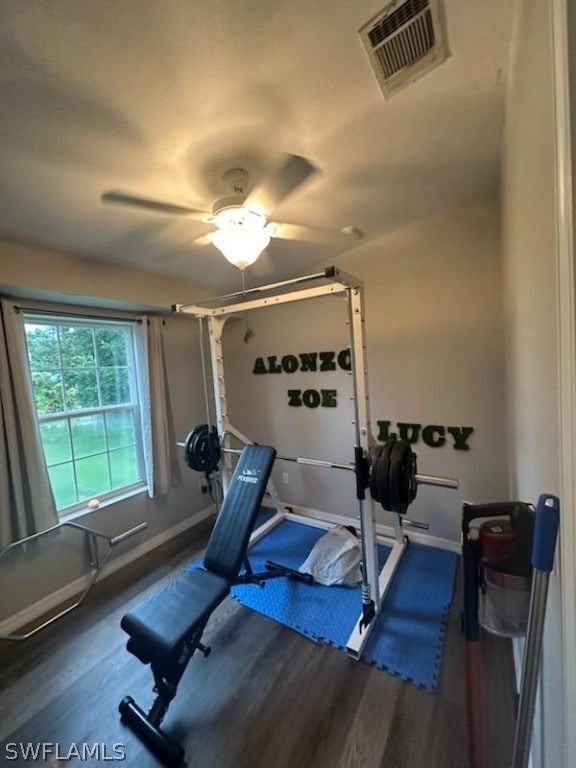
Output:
0 522 517 768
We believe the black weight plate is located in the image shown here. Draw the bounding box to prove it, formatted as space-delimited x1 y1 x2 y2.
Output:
378 438 397 512
401 445 417 511
369 445 384 503
184 424 220 473
400 442 417 512
389 440 412 515
407 450 418 506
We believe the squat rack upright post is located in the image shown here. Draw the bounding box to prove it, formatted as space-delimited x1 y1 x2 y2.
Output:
173 266 407 659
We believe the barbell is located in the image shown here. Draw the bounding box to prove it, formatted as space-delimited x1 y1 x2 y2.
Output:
182 425 458 516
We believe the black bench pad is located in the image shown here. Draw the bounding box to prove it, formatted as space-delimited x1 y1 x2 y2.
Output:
121 445 276 670
121 568 230 662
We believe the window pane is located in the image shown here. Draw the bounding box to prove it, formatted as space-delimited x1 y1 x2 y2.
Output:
40 420 72 464
24 314 146 514
31 371 64 414
48 463 77 509
95 328 128 367
110 446 140 487
25 324 60 370
106 410 136 449
76 454 111 499
58 326 95 367
71 414 106 459
99 367 131 405
63 370 99 410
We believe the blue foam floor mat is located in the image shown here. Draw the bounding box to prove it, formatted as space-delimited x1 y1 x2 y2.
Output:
190 517 458 690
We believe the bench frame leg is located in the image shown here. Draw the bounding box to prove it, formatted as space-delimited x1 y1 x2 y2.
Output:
120 694 184 767
120 629 204 766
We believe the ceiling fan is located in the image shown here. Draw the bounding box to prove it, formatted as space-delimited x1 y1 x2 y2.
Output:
102 154 362 270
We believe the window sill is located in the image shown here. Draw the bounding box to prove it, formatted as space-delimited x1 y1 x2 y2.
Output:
58 485 149 523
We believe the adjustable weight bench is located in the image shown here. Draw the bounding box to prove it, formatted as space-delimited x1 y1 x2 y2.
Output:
119 444 310 766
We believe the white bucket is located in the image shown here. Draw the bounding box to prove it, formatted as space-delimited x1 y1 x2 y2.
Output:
480 566 532 638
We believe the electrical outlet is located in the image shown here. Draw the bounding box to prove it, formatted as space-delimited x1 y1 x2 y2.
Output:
282 472 289 484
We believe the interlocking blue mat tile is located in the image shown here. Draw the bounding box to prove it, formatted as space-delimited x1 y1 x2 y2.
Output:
189 518 458 690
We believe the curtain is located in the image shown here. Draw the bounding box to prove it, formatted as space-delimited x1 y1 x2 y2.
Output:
0 300 58 549
135 316 181 497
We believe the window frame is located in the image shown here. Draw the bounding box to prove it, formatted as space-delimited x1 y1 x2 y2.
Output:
23 312 147 517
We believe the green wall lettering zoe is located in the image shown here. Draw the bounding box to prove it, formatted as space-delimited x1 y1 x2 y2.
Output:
287 389 338 408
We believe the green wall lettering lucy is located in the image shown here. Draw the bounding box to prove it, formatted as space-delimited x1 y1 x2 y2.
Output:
377 420 474 451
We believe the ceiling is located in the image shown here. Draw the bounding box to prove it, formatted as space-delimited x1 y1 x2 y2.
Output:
0 0 516 295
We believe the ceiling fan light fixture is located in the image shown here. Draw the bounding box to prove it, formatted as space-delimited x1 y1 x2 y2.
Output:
211 206 270 270
101 154 320 271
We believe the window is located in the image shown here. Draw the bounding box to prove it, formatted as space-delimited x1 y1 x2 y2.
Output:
23 315 146 514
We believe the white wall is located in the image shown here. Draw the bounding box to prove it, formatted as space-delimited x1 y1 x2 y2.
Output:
502 0 566 765
224 195 509 544
0 238 211 308
0 240 211 626
223 294 360 522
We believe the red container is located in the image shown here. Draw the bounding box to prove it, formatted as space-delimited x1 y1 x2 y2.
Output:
479 519 516 562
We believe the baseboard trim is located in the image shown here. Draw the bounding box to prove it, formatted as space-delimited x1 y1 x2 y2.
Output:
2 501 459 638
0 506 214 638
271 502 461 554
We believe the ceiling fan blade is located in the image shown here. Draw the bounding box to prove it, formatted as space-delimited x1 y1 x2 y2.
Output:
271 221 358 248
246 154 317 214
102 191 210 220
190 231 215 247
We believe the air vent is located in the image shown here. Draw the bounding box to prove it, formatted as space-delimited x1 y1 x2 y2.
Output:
359 0 449 99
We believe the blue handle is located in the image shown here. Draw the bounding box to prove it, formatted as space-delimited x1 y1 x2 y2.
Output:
532 494 560 572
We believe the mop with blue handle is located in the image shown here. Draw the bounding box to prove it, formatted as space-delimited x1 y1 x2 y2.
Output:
511 493 560 768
